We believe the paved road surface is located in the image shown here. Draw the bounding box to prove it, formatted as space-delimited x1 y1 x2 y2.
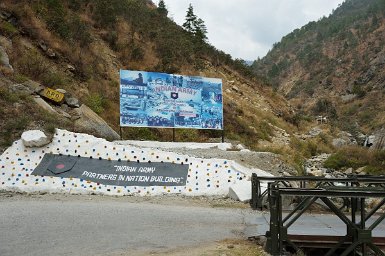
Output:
0 195 255 256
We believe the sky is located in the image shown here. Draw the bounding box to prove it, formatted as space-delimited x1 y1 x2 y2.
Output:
165 0 345 60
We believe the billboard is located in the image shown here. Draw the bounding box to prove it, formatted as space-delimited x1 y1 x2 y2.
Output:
120 70 223 130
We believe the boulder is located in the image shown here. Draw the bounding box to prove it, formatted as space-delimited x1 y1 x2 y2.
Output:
333 131 357 148
38 40 47 52
22 80 41 92
66 64 76 73
65 96 80 108
9 83 32 94
228 179 251 202
308 127 322 137
33 96 58 115
306 167 324 177
21 130 51 147
56 88 67 94
0 10 12 21
332 138 348 148
73 104 120 141
46 48 56 58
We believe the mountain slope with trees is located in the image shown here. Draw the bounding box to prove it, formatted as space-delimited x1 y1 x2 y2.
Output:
0 0 296 154
252 0 385 135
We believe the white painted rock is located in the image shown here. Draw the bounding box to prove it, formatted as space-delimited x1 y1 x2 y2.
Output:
21 130 51 147
228 179 251 202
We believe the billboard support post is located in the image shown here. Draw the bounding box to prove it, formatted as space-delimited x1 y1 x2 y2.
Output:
120 127 123 140
222 129 225 143
173 128 176 142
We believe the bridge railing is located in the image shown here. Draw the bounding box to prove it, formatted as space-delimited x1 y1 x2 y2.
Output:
250 173 385 210
266 184 385 256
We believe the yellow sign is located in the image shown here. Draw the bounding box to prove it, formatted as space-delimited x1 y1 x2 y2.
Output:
42 88 65 103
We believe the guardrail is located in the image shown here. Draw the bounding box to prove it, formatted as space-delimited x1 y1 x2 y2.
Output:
250 174 385 210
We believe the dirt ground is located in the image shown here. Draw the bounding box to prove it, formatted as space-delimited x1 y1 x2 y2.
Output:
0 190 251 208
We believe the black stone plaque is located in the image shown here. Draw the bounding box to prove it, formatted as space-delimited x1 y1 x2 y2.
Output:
32 154 189 187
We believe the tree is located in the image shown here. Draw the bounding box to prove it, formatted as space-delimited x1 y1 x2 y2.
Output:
157 0 168 16
183 4 197 33
194 18 208 42
183 4 208 43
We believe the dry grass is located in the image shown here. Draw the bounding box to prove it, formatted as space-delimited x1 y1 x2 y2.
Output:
130 239 268 256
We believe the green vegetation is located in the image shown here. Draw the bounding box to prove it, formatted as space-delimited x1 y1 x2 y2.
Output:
33 0 92 46
324 146 385 174
0 21 18 37
0 87 71 149
182 4 207 42
157 0 168 16
86 93 106 114
312 98 337 119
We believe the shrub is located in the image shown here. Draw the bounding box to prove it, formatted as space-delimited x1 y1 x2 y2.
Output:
42 72 65 87
86 93 105 114
15 50 50 81
12 74 29 83
323 146 385 173
0 21 18 37
0 87 19 103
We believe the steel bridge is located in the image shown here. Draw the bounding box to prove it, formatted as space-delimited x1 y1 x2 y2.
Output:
250 174 385 255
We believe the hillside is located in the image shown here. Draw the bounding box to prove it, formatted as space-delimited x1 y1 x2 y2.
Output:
252 0 385 135
0 0 297 154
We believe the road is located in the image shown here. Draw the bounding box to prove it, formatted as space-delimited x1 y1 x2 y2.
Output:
0 194 256 256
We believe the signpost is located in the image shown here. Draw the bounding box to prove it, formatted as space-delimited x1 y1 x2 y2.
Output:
41 87 65 103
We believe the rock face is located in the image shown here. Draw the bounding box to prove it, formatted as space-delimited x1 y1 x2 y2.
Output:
0 45 13 72
364 129 385 150
21 130 51 147
372 129 385 150
73 105 120 141
332 131 357 148
65 96 80 108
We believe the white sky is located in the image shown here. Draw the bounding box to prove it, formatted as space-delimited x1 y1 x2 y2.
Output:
165 0 345 60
